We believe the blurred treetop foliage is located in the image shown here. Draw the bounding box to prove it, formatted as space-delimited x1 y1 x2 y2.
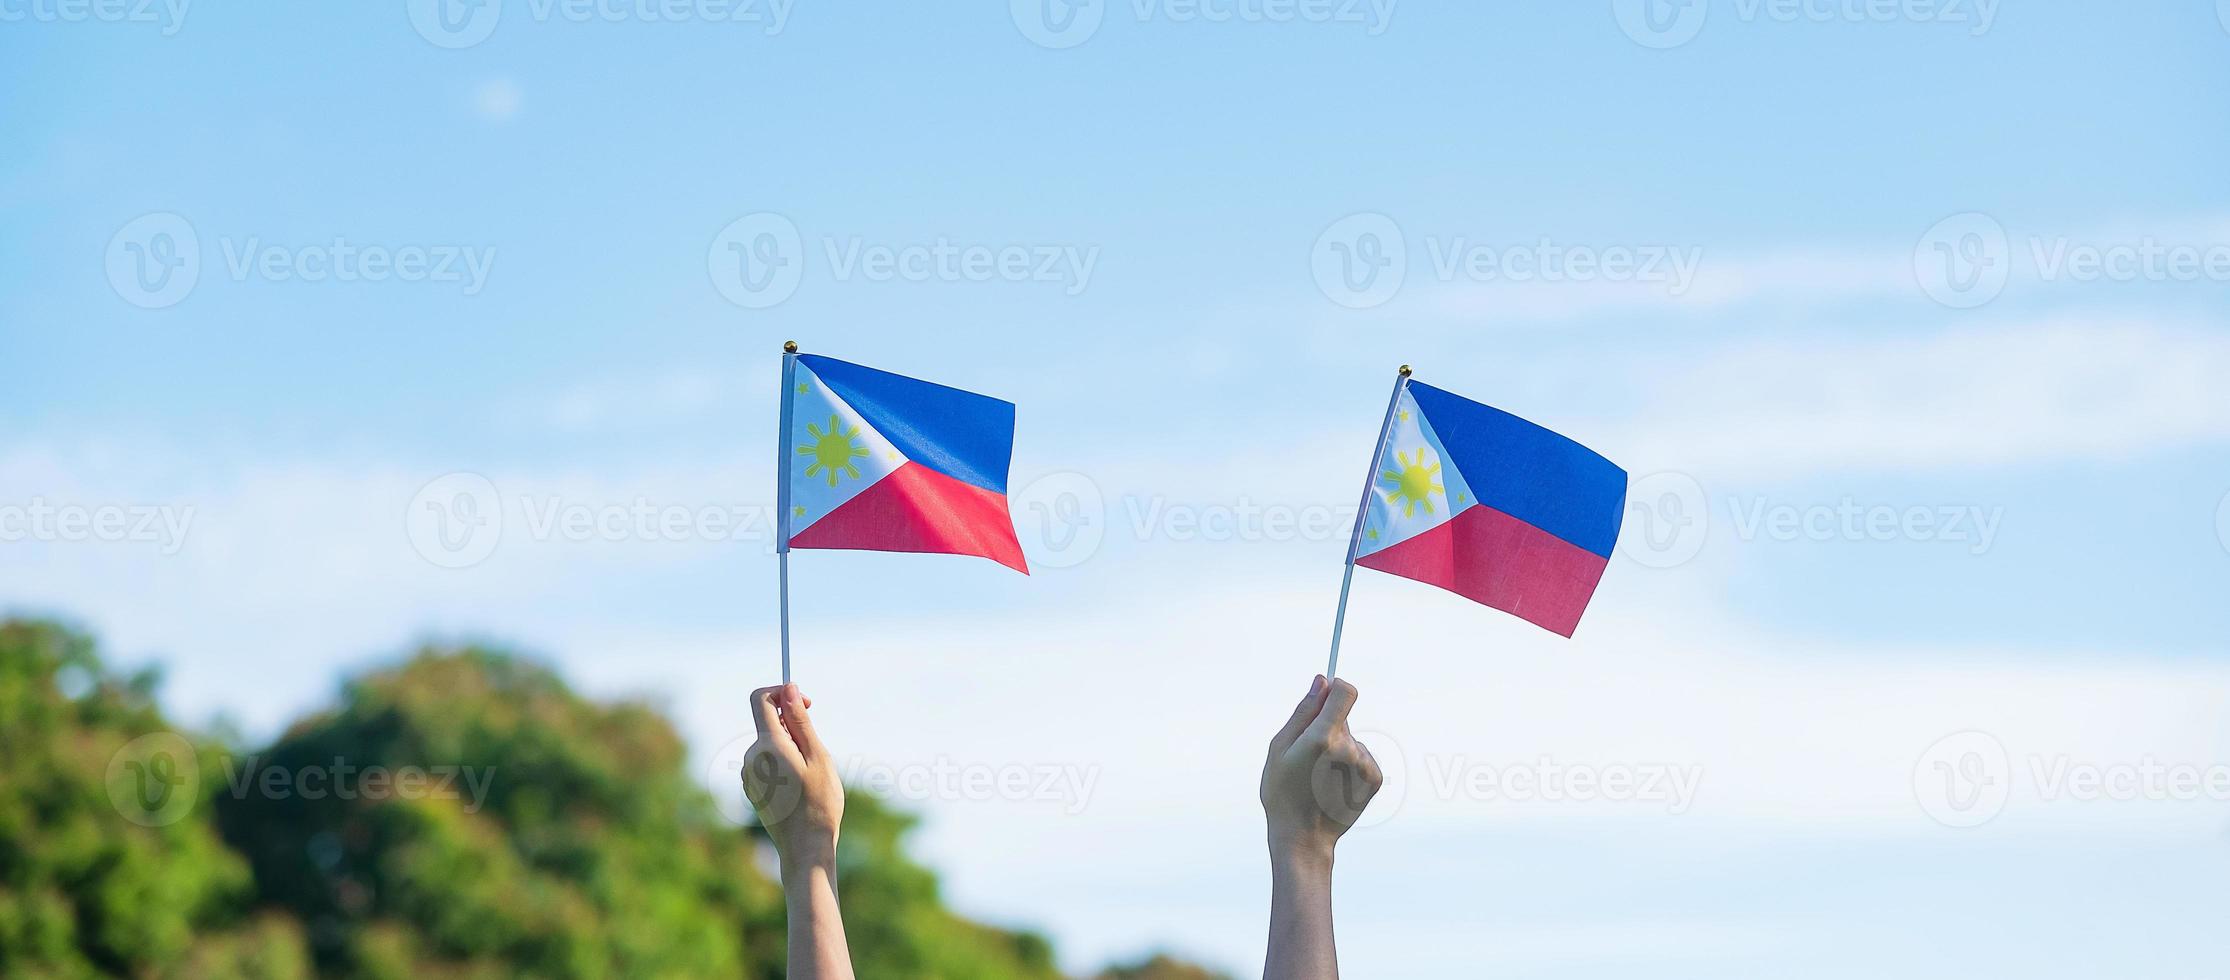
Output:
0 618 1228 980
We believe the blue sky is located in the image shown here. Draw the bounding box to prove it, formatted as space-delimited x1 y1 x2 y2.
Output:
6 2 2230 975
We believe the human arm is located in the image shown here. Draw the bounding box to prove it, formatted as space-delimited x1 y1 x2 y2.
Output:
1259 676 1381 980
744 683 854 980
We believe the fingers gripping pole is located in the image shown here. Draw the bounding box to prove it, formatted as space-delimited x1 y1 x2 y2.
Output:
1326 365 1411 679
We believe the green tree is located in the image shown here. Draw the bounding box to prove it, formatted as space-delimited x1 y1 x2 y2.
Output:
1 618 1229 979
215 646 789 979
0 619 310 979
216 643 1092 979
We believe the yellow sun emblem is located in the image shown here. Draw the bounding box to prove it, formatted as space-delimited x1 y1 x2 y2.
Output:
800 414 871 486
1379 448 1444 518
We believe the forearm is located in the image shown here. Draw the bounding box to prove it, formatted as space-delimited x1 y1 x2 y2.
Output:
782 851 855 980
1263 837 1338 980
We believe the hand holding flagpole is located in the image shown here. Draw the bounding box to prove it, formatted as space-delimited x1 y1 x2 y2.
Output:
1325 365 1410 680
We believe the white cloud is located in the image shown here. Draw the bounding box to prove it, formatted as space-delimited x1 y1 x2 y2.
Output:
514 366 733 433
1407 213 2230 325
1040 314 2230 489
1416 245 1908 323
1591 315 2230 478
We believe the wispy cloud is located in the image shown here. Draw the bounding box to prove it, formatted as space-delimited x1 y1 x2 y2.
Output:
1415 245 1909 323
505 367 735 433
1405 213 2230 325
1593 315 2230 478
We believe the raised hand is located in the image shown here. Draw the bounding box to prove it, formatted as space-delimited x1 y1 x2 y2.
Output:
1261 675 1382 855
1260 675 1382 980
744 683 853 980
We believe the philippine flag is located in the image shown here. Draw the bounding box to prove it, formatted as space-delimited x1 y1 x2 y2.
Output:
779 353 1027 573
1351 378 1627 637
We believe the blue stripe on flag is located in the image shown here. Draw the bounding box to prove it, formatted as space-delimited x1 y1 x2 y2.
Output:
796 354 1016 495
1406 380 1628 558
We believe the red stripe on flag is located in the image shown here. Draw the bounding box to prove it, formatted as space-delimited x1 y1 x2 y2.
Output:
1353 504 1610 637
790 461 1028 574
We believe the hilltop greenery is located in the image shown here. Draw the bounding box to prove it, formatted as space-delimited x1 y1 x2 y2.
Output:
0 618 1227 980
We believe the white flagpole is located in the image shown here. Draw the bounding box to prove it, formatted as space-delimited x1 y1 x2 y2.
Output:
775 340 800 685
1326 364 1411 679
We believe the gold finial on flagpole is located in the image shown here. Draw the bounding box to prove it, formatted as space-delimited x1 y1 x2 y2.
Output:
1398 364 1412 377
783 340 799 353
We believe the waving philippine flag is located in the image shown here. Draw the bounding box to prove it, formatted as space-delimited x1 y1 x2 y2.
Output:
1343 370 1627 639
777 348 1027 574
